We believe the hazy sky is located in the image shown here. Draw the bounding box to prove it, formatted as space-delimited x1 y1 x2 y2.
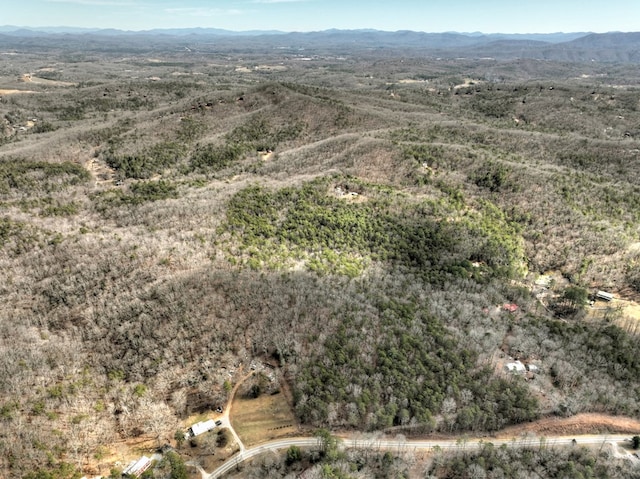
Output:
4 0 640 33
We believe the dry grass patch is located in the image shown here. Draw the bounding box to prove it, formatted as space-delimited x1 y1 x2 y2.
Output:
0 89 37 95
617 301 640 335
231 387 298 447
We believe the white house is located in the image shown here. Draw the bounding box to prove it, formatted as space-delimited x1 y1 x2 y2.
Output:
505 360 526 373
187 419 216 438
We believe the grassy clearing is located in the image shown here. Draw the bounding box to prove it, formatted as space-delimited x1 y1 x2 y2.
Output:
617 302 640 335
231 389 298 447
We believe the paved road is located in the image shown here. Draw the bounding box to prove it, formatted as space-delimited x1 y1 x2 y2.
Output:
206 434 632 478
207 369 637 478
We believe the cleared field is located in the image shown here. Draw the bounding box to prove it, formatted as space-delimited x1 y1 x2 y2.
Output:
617 302 640 335
231 390 298 447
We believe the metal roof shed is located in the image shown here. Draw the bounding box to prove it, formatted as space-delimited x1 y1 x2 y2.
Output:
189 419 216 437
596 291 614 301
123 455 152 478
505 361 526 373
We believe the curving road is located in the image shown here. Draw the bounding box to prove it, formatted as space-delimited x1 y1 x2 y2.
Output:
209 371 637 479
208 370 637 478
207 433 633 478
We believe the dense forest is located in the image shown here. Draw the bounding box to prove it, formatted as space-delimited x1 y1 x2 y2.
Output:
1 35 640 478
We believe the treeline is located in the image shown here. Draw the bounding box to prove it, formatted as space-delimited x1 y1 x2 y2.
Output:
427 441 640 479
294 297 537 432
0 158 90 198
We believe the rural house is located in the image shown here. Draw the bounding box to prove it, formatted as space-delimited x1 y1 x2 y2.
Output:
186 419 216 438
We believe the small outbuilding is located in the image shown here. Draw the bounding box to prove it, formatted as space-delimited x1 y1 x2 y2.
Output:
122 456 152 478
505 360 526 373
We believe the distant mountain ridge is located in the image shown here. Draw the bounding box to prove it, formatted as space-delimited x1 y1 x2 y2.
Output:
0 25 284 36
0 26 638 63
0 25 588 42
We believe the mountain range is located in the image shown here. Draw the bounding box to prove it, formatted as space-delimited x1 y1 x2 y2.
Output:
0 26 638 63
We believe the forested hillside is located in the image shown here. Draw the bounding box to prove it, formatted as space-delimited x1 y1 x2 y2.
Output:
1 40 640 478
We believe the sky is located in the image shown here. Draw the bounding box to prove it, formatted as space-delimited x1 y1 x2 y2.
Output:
3 0 640 33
